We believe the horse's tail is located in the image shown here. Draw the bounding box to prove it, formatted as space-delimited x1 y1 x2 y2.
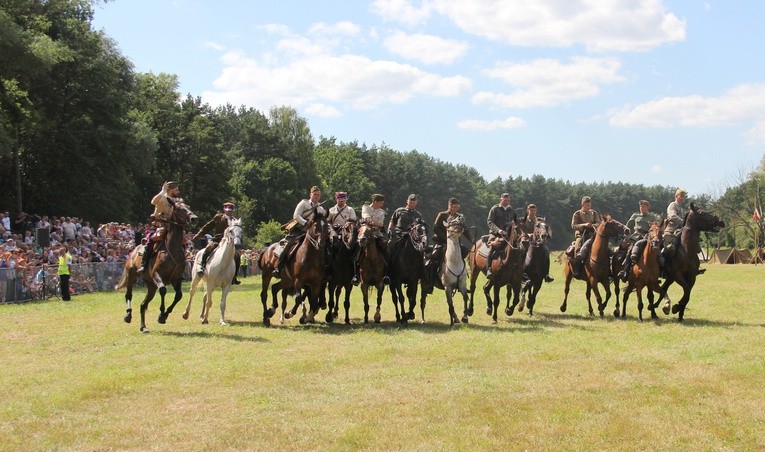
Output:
114 262 130 291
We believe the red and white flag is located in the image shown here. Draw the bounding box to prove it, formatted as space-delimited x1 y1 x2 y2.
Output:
754 206 761 223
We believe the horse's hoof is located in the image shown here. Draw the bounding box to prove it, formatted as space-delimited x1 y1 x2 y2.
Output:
182 312 189 320
613 309 619 318
671 304 680 314
140 327 149 334
598 310 605 318
374 312 381 323
408 311 415 321
124 314 132 323
264 318 271 327
220 321 228 326
157 315 166 324
505 307 513 316
461 315 469 323
266 308 275 319
492 319 498 324
486 306 493 316
560 305 567 313
299 316 307 325
662 305 670 315
325 312 334 323
466 307 474 316
345 319 351 325
284 312 294 320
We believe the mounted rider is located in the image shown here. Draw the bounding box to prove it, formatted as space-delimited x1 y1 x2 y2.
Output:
617 200 661 281
138 181 184 275
569 196 602 278
273 186 327 278
192 201 242 285
486 192 515 277
387 194 425 252
352 193 388 285
425 197 471 293
519 203 554 283
327 191 358 246
660 188 704 276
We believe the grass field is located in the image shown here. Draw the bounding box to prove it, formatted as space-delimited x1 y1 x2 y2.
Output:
2 262 764 451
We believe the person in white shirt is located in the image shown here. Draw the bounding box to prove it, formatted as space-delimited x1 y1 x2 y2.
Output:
273 186 327 277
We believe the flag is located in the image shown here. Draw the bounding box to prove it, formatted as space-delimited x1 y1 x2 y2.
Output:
754 206 762 223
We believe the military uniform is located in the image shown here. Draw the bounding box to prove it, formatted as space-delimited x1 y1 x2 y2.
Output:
140 182 184 274
618 207 661 281
388 206 423 233
274 194 327 276
487 204 514 236
571 208 601 252
193 204 240 282
519 211 554 283
328 204 357 228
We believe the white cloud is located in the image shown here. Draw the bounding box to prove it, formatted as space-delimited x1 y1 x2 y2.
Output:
473 57 625 108
309 21 361 37
384 30 468 65
371 0 433 26
457 117 527 131
204 50 471 112
306 103 343 118
744 121 765 145
374 0 685 52
203 41 226 51
652 165 663 174
609 84 765 128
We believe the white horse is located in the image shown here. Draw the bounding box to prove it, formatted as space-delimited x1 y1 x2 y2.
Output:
183 219 243 325
438 214 472 326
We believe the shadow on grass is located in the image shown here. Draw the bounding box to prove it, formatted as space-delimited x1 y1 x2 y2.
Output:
157 329 269 343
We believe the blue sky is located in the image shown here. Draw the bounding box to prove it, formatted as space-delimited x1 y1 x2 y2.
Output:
92 0 765 197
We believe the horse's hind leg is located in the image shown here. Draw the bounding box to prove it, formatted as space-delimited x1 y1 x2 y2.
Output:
183 276 201 320
220 286 231 325
139 286 158 333
164 279 184 318
373 285 384 323
343 286 351 324
157 285 168 324
124 282 134 323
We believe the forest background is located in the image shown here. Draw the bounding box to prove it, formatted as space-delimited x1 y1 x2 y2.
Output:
2 0 764 251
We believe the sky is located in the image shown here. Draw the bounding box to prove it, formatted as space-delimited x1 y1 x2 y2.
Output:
91 0 765 197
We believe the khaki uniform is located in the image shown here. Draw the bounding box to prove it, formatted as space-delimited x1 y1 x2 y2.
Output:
626 211 661 240
664 201 685 250
487 204 514 235
571 209 601 251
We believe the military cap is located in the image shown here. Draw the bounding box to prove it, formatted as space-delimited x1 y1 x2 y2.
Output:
501 193 510 198
639 200 650 206
335 192 348 201
408 194 417 201
223 202 235 211
581 196 592 203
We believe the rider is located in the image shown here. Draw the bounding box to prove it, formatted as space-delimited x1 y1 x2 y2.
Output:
273 186 326 278
138 181 183 275
486 192 514 277
327 191 357 279
519 203 554 283
617 200 661 281
387 194 424 252
192 201 241 285
425 197 470 293
660 188 704 276
570 196 601 278
352 193 388 285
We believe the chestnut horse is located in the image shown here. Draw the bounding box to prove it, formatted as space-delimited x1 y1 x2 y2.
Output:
357 222 387 324
387 219 428 324
560 216 628 317
652 203 724 321
326 221 358 324
615 222 661 320
116 202 196 333
467 219 524 324
519 219 552 316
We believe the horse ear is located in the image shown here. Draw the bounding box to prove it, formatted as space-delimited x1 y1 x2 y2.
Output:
690 202 697 212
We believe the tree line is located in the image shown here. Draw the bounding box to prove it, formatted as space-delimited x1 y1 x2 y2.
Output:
2 0 763 252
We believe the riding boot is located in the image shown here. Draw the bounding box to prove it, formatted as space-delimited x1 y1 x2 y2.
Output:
232 255 241 285
617 256 631 282
137 244 152 274
198 247 210 276
486 253 494 277
273 249 288 277
572 255 584 279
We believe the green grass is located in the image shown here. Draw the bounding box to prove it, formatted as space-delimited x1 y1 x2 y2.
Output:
2 263 764 450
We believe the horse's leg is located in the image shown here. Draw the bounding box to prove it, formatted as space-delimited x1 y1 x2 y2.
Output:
374 284 384 324
406 282 417 321
490 284 500 324
326 282 336 324
287 286 305 322
460 277 470 323
505 284 520 317
201 289 213 324
362 285 370 324
585 282 595 316
157 285 168 324
162 279 183 322
183 275 201 320
419 283 427 324
635 285 644 322
620 283 633 319
672 276 694 321
391 284 402 323
220 285 231 325
483 280 494 316
261 274 274 326
139 285 157 333
343 284 351 325
561 266 573 313
445 288 459 326
124 276 134 323
279 289 288 324
657 278 674 315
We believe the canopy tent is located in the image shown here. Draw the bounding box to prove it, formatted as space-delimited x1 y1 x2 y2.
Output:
709 248 753 264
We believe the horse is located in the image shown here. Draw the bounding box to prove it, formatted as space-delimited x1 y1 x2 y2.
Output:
436 215 472 325
387 219 428 324
257 243 283 326
182 219 243 325
326 221 357 324
652 203 725 321
357 221 387 324
116 202 196 333
467 219 525 324
560 216 629 317
615 222 661 320
519 219 552 316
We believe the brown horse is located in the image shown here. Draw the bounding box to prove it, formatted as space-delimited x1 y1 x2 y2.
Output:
467 220 524 324
116 202 196 333
519 219 552 316
653 203 724 321
357 222 387 324
615 222 662 320
259 207 328 325
387 219 428 323
257 243 282 326
560 216 628 317
326 221 357 324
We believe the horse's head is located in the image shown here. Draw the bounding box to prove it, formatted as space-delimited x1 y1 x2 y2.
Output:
647 222 662 250
408 218 428 252
687 202 725 233
172 202 196 227
341 221 359 250
226 218 244 250
532 219 552 246
599 215 629 238
444 214 466 238
357 221 375 248
306 208 328 249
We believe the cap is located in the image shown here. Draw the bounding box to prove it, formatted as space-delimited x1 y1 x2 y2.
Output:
639 200 650 206
675 188 688 197
527 203 537 209
448 197 459 205
501 193 510 198
335 192 348 201
372 194 385 202
581 196 592 203
408 194 417 201
223 202 235 211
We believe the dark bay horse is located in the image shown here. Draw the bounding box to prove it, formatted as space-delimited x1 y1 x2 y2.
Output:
357 222 387 324
387 219 428 324
616 222 661 320
326 221 357 324
468 221 524 324
653 203 724 321
519 219 552 316
560 216 628 317
116 203 196 333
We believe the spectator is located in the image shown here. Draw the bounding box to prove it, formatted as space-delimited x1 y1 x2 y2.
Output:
62 217 76 242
